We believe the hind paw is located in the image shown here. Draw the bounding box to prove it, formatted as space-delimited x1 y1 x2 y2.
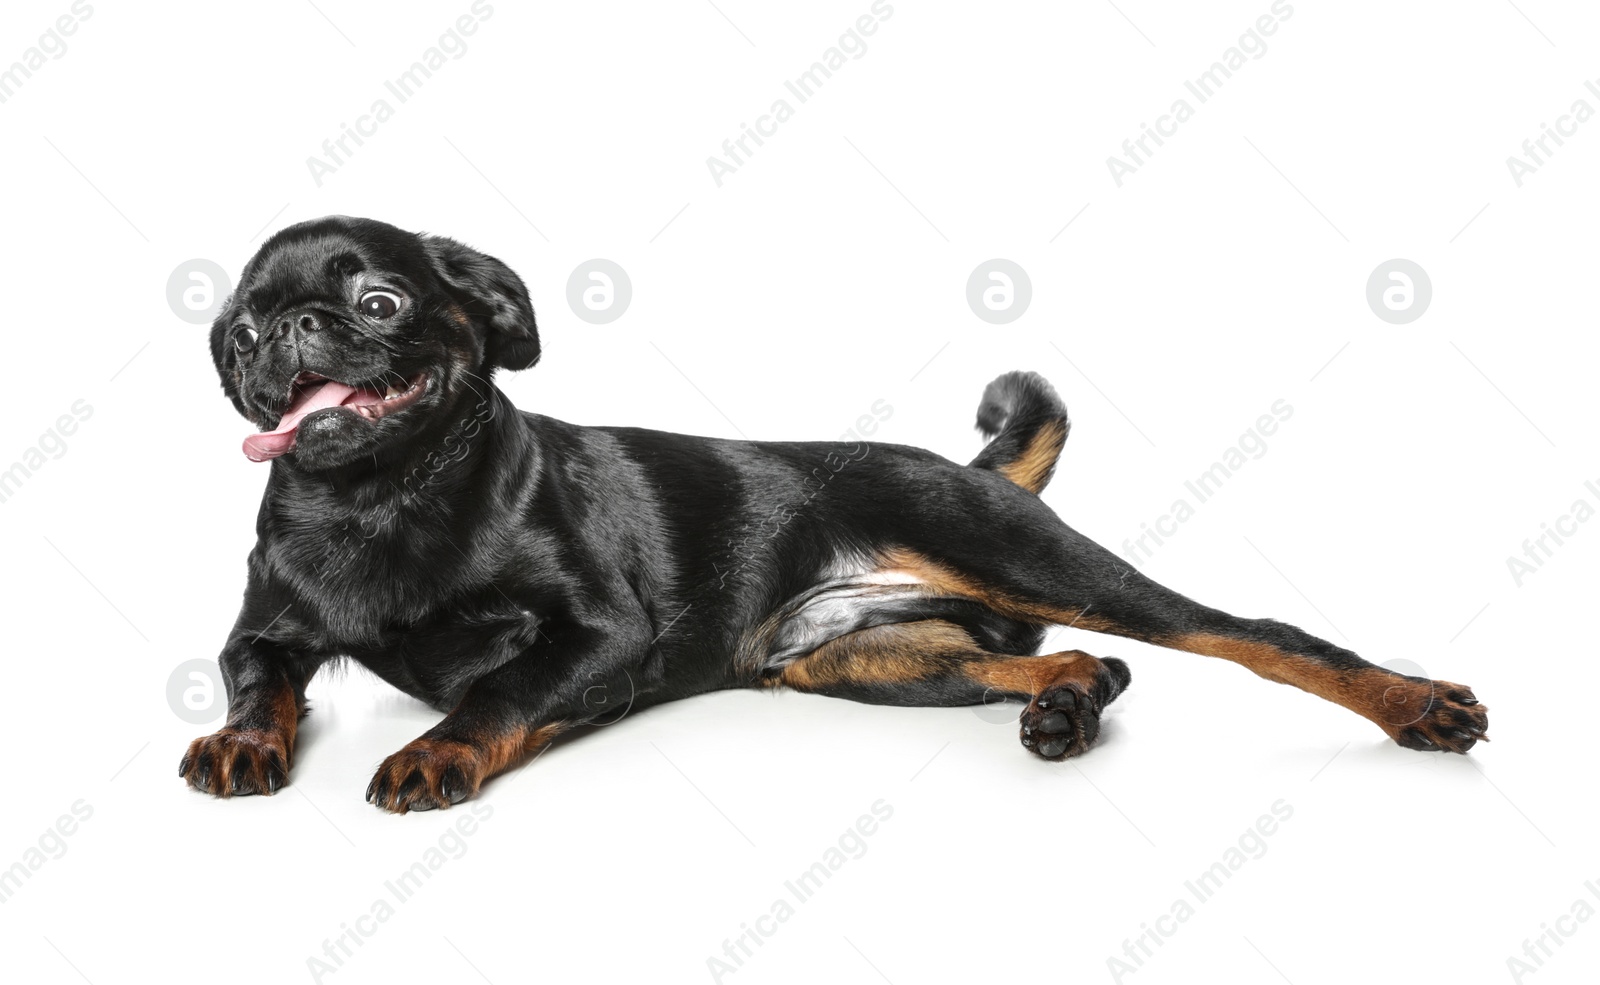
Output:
1019 656 1129 761
1385 680 1488 754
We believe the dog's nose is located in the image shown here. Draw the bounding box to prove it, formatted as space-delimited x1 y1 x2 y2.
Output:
275 308 327 338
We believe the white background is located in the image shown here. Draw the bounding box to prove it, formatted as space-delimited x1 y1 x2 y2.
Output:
1 1 1595 982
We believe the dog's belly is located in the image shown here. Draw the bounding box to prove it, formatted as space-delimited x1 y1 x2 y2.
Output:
756 567 1037 671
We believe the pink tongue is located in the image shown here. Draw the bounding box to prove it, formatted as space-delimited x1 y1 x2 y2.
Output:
242 381 359 462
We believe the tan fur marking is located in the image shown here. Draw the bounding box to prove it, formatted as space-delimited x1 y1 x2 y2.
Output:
779 621 971 690
369 720 574 811
963 649 1100 696
998 419 1067 494
411 720 570 776
778 621 1116 706
1169 631 1408 724
265 684 303 748
875 547 1118 631
181 679 304 797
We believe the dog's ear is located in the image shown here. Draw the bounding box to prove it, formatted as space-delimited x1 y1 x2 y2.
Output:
208 297 252 420
423 235 540 372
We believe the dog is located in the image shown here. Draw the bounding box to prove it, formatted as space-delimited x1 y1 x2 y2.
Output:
183 215 1488 813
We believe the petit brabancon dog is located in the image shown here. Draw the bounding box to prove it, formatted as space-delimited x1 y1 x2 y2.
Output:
184 216 1488 812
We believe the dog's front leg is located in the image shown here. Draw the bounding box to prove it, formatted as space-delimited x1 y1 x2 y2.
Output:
180 634 321 797
366 625 646 813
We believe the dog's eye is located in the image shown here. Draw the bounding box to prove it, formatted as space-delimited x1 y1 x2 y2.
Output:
359 290 403 319
233 326 258 353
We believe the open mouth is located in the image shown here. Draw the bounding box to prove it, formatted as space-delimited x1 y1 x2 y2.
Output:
242 370 430 462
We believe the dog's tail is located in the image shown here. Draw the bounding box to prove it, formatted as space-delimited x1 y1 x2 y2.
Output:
968 371 1069 495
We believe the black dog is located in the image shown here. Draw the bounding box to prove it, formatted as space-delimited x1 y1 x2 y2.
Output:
184 215 1488 812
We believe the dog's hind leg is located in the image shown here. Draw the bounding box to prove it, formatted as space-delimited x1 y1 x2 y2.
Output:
771 619 1131 761
875 522 1488 753
947 372 1483 753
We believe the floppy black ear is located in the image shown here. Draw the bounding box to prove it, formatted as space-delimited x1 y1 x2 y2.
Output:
423 235 540 372
208 297 253 420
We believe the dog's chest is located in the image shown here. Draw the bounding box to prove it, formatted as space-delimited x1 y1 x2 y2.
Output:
347 605 547 708
267 502 483 642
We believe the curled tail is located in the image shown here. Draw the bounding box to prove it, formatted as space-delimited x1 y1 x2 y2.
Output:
968 371 1069 495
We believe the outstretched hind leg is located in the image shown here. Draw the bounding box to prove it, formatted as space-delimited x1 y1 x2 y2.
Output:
874 521 1489 752
872 370 1486 753
771 619 1131 760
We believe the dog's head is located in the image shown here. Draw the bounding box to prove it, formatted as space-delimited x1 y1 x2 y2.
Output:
209 215 538 469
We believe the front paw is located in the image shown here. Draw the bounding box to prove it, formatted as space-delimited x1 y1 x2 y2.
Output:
180 729 290 797
366 739 483 814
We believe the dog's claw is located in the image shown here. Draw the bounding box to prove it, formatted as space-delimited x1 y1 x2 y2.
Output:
1385 679 1489 754
367 739 486 813
180 728 292 797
